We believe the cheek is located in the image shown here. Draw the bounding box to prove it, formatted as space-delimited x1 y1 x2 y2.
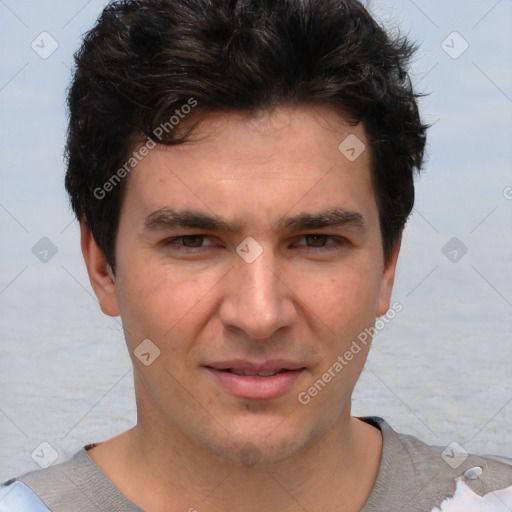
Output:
307 263 382 333
113 254 213 350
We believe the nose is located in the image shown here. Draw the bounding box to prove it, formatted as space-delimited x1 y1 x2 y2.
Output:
218 244 297 340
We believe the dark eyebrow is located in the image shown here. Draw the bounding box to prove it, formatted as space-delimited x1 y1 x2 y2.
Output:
144 208 236 232
275 208 367 232
144 207 367 234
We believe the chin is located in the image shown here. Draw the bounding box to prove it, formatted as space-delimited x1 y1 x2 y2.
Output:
216 437 303 467
197 416 313 467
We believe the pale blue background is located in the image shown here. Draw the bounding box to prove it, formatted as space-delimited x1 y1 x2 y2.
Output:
0 0 511 481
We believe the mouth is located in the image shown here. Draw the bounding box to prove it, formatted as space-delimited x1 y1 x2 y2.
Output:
211 368 295 377
204 362 306 399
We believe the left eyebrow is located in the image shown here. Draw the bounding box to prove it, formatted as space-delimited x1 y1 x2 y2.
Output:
275 208 368 233
143 207 368 234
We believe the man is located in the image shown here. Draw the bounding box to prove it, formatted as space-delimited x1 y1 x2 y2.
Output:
1 0 511 511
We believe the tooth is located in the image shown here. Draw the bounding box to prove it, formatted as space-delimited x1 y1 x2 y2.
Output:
229 369 279 376
230 369 258 376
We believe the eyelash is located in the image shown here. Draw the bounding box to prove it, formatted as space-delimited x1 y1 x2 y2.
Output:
162 235 348 253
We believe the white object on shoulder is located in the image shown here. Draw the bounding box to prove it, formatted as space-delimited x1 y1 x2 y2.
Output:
432 478 512 512
0 480 50 512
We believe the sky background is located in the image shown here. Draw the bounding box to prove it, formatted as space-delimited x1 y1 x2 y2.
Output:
0 0 511 481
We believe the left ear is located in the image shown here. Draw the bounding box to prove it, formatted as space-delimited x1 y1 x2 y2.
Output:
376 234 401 317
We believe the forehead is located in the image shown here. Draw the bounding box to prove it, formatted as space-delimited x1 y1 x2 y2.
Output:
121 104 377 230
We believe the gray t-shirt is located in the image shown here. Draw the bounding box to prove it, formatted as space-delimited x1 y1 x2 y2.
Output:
2 417 512 511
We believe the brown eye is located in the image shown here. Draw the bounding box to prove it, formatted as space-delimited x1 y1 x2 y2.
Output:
180 235 205 247
162 235 213 250
294 234 348 253
305 234 328 247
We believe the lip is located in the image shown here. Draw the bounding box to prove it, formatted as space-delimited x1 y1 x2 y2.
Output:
205 359 305 372
204 362 306 400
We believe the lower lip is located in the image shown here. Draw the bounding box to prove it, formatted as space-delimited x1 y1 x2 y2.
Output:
205 367 305 400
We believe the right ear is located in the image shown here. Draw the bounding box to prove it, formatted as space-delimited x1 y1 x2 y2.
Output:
80 220 120 317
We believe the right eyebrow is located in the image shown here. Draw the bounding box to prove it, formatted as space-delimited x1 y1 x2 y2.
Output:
144 208 237 233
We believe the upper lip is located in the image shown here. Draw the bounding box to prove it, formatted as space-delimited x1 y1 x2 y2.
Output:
205 359 306 372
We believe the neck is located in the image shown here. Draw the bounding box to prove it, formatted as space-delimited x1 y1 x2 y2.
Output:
87 412 382 512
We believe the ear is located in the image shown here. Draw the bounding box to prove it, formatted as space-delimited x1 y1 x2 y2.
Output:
80 220 120 317
376 234 401 317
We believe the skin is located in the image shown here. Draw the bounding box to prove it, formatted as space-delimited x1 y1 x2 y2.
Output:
81 104 401 512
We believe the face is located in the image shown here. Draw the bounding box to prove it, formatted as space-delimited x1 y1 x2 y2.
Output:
85 104 399 465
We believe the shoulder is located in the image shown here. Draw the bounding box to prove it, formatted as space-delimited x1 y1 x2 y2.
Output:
1 448 109 512
388 418 512 484
361 416 512 511
0 479 50 511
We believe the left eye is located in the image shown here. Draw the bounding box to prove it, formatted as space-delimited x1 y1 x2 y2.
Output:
302 234 330 247
295 234 345 250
